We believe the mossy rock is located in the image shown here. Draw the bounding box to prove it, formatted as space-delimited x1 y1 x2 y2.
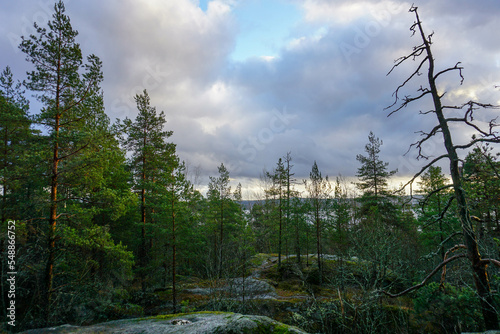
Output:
19 311 309 333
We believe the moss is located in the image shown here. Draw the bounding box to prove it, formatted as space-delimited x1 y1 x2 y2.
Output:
238 315 303 334
145 310 234 321
250 253 272 267
271 323 299 333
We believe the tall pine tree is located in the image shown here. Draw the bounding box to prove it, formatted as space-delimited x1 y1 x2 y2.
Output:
119 89 176 290
355 131 397 224
304 161 332 284
19 0 106 320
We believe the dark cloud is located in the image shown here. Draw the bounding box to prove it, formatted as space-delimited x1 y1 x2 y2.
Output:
1 0 499 196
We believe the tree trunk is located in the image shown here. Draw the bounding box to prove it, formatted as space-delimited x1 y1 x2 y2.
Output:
140 135 147 291
45 54 62 321
316 203 322 285
171 195 177 313
219 199 223 279
45 112 59 324
295 214 301 265
278 193 282 270
422 20 499 328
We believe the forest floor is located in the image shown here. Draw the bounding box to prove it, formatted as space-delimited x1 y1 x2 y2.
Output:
142 253 400 327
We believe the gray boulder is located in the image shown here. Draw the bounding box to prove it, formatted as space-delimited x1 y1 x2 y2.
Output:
185 277 278 300
20 311 309 333
227 277 278 299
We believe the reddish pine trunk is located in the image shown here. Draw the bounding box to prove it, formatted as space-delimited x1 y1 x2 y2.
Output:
45 55 62 322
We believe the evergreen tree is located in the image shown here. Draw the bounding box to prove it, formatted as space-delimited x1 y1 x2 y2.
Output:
119 89 176 290
158 161 192 313
0 66 32 224
304 161 332 284
417 166 458 260
283 152 299 260
290 196 308 266
207 163 232 279
353 133 410 291
19 0 109 320
355 131 397 224
463 145 500 236
332 176 351 256
266 158 287 269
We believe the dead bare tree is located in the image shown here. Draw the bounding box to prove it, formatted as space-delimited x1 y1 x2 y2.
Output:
384 5 500 330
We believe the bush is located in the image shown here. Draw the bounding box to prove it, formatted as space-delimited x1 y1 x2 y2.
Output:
412 282 483 333
291 295 410 334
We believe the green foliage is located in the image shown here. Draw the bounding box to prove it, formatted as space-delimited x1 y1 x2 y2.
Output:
205 163 247 279
416 166 459 260
413 282 483 333
291 297 410 334
0 66 36 224
117 89 177 290
180 300 196 313
105 303 144 319
355 132 400 229
5 2 500 332
355 131 397 200
463 145 500 237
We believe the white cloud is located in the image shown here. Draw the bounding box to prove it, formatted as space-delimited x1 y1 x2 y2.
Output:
299 0 408 25
2 0 500 196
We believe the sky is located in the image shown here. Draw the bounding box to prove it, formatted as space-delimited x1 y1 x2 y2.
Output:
1 0 500 198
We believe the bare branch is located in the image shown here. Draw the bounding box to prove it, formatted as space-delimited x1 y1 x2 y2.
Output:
383 253 467 297
420 232 463 260
422 195 455 229
440 244 467 285
433 62 464 83
420 184 454 211
407 124 443 159
387 89 431 117
399 154 449 191
386 56 429 111
481 258 500 268
455 138 500 150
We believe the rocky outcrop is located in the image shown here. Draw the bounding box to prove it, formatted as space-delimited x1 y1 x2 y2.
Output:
20 311 309 333
184 277 278 300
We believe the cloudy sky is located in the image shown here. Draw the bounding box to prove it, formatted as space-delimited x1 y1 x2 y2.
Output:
1 0 499 198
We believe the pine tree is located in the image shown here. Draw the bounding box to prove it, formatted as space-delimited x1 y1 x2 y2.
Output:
207 163 231 278
19 0 105 319
417 166 458 260
119 89 176 290
463 146 500 235
304 161 332 284
356 132 396 199
355 131 397 224
161 161 191 313
0 66 32 224
266 158 287 269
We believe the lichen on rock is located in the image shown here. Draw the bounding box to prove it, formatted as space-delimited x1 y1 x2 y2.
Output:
19 311 309 334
